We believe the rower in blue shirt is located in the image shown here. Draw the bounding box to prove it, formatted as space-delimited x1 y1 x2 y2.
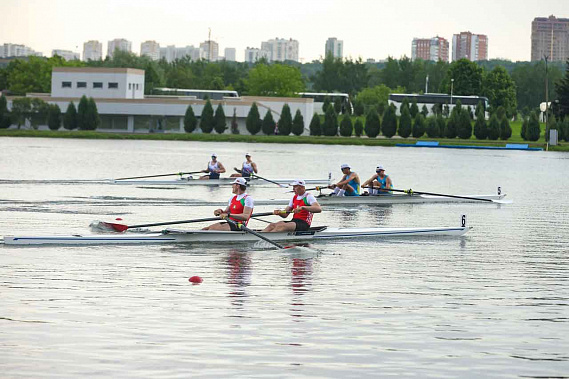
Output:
328 163 360 196
363 165 393 195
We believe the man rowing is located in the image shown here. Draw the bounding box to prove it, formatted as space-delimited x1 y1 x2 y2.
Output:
230 152 258 178
328 163 360 196
200 153 226 180
362 165 393 195
202 177 253 231
262 179 322 232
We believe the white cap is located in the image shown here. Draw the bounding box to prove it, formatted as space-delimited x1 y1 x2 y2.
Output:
376 165 385 171
245 152 251 157
211 153 217 158
232 177 247 186
289 179 306 187
340 163 350 169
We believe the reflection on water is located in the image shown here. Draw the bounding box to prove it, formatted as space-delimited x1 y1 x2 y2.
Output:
225 250 252 308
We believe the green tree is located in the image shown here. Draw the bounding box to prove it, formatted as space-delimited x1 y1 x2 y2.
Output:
246 63 304 96
421 104 429 117
184 105 197 133
457 110 472 139
365 109 381 138
473 109 487 139
445 114 457 138
483 66 517 118
442 59 484 96
278 103 292 135
499 115 512 140
339 113 353 137
261 110 276 135
436 115 446 138
561 117 569 142
398 106 412 138
555 59 569 120
354 118 364 137
487 114 500 140
86 97 99 130
47 104 62 130
353 99 365 116
322 106 338 136
412 113 426 138
63 102 78 130
0 95 11 129
76 95 89 130
200 99 215 133
246 102 262 135
322 96 332 114
231 108 239 134
309 113 321 136
425 116 439 138
334 97 342 114
213 104 227 134
381 104 398 138
410 98 419 118
355 84 395 116
521 116 528 141
292 109 304 136
526 111 541 141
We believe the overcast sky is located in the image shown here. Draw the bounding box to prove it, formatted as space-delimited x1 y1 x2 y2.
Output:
1 0 567 62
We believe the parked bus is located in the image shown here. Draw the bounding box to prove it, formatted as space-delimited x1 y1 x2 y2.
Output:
388 93 489 118
298 92 353 115
150 88 239 100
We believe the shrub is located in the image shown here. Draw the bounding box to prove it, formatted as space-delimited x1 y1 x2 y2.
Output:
184 105 197 133
322 106 338 136
213 104 227 134
261 110 276 135
47 104 61 131
381 104 397 138
365 109 381 138
473 112 487 139
487 114 500 140
499 116 512 140
457 111 472 139
200 100 215 133
354 118 364 137
246 102 262 135
339 114 353 137
309 113 321 136
63 102 78 130
412 113 426 138
291 109 304 136
526 111 541 141
398 106 412 138
425 116 439 138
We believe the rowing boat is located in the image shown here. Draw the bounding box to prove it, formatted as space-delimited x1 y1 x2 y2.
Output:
2 225 471 246
111 176 331 186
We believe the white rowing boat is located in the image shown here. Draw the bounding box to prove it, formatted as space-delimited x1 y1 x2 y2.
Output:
111 176 331 186
2 225 471 246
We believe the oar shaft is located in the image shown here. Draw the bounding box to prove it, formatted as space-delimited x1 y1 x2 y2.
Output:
128 211 275 229
225 219 284 249
115 171 202 180
366 186 494 203
252 174 286 188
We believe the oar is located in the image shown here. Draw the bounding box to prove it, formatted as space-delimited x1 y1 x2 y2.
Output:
115 171 203 181
251 174 287 188
286 186 326 193
99 211 276 232
224 218 285 249
364 186 510 204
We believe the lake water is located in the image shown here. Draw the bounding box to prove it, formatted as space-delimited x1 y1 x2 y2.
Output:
1 137 568 378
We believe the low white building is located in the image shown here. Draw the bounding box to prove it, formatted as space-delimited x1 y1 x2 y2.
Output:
52 49 80 61
7 67 314 134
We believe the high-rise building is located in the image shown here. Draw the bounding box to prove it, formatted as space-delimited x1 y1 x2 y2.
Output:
140 40 160 61
52 49 80 61
412 37 449 62
452 32 488 61
260 38 299 62
107 38 132 58
325 37 343 58
83 40 102 61
224 47 236 61
158 45 199 63
531 15 569 62
199 40 219 61
0 43 41 58
244 47 269 63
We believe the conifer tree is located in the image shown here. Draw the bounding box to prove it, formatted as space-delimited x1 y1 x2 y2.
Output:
487 114 500 140
77 95 89 130
291 109 304 136
381 104 397 138
421 104 429 117
398 106 412 138
457 110 472 139
520 117 528 141
200 99 215 133
231 108 239 134
184 105 197 133
412 113 426 138
499 115 512 140
63 102 77 130
425 116 439 138
246 102 262 135
309 113 321 136
47 104 61 131
526 111 541 141
213 104 227 134
365 109 381 138
86 97 100 130
354 118 364 137
0 95 10 129
410 99 419 118
339 113 353 137
322 106 338 136
473 109 487 139
261 110 275 135
278 104 292 135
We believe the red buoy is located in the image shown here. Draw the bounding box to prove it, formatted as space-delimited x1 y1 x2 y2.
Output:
189 276 203 284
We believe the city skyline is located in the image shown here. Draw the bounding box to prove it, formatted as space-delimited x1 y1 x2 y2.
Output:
1 0 567 63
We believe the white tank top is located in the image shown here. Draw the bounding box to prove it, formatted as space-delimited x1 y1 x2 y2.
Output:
242 161 254 174
208 161 220 173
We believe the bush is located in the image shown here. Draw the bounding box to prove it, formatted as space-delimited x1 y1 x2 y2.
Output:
339 114 353 137
526 111 541 141
354 118 364 137
436 116 446 138
473 112 487 139
47 104 61 131
77 96 89 130
213 104 227 134
63 102 78 130
261 110 276 135
309 113 321 136
487 114 500 140
412 113 426 138
457 111 472 139
200 100 215 133
421 105 429 117
353 99 365 117
381 104 397 138
184 105 197 133
520 117 528 140
410 99 419 118
291 109 304 136
365 109 381 138
0 96 11 129
398 106 412 138
278 104 292 135
445 114 457 138
499 116 512 140
246 102 262 135
322 106 338 136
425 116 439 138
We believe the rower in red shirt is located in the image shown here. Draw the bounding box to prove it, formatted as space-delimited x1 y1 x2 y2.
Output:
202 177 254 231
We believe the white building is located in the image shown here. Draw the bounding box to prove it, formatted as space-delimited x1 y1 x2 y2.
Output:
83 40 102 61
260 38 299 62
325 37 343 58
224 47 236 61
0 43 42 58
159 45 199 63
107 38 132 58
140 40 160 61
51 67 145 99
199 40 219 61
244 47 270 63
52 49 80 61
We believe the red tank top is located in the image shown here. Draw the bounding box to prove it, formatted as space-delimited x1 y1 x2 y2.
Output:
292 194 313 225
229 194 252 226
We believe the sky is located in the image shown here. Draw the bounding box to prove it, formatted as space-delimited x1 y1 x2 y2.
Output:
0 0 567 62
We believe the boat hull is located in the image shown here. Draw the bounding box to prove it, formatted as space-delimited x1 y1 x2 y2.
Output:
2 226 471 246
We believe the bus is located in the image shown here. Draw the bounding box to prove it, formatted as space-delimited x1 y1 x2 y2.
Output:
388 93 489 118
150 88 239 100
298 92 353 115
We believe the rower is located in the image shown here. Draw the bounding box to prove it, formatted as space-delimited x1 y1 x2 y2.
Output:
200 153 226 180
202 177 253 231
262 179 322 233
362 165 393 195
230 152 258 178
328 163 360 196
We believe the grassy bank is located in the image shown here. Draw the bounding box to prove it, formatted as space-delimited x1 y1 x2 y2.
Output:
0 126 565 151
